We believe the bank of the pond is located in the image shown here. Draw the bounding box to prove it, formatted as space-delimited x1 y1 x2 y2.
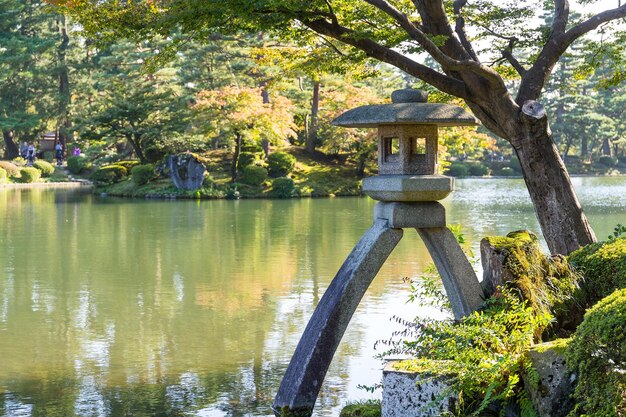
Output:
0 180 93 189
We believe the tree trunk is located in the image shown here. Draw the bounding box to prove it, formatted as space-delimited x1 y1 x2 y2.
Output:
515 102 596 255
306 80 320 154
126 133 146 164
57 14 71 152
231 130 242 182
3 130 19 159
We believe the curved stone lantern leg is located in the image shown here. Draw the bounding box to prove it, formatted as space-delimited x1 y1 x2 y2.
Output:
273 219 403 416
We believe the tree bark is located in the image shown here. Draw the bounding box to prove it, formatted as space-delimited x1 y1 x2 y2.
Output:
126 132 146 164
231 130 242 182
3 130 19 159
514 102 596 255
306 80 320 154
57 14 71 152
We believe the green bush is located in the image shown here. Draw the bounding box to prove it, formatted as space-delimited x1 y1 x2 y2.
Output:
90 164 128 185
20 167 41 183
131 164 155 185
508 156 522 172
33 160 55 177
240 164 268 186
568 237 626 307
598 155 618 167
237 152 258 171
270 177 297 198
565 288 626 417
67 156 91 174
267 151 296 177
0 167 6 181
445 162 469 177
144 145 165 163
499 166 515 176
0 161 20 177
116 160 140 172
468 162 490 176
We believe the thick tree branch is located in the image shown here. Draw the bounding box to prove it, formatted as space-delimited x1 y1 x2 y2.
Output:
363 0 504 90
563 4 626 44
301 18 469 99
551 0 570 36
453 0 479 62
518 3 626 103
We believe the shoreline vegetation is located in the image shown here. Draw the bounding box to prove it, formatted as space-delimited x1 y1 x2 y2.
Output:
1 147 625 199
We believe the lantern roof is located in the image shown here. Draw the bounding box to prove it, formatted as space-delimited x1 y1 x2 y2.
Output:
332 89 480 128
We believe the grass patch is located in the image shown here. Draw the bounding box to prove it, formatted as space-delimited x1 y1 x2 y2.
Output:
339 400 381 417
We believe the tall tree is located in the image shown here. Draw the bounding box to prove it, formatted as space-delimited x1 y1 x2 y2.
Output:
0 0 56 158
59 0 626 254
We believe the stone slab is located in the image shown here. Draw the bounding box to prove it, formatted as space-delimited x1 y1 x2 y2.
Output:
374 202 446 229
382 362 457 417
362 175 454 202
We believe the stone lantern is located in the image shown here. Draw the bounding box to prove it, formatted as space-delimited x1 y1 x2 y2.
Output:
273 89 485 417
333 88 479 201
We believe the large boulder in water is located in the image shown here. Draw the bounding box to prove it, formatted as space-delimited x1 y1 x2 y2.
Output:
168 153 206 190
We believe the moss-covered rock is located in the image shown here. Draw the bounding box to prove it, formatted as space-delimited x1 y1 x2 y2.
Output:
481 230 583 336
565 288 626 417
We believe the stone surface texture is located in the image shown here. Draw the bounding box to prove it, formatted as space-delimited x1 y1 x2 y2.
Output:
332 103 479 128
523 341 576 417
377 125 439 175
273 219 403 416
382 363 457 417
374 202 446 229
168 153 206 190
417 227 485 319
391 88 429 103
362 175 454 202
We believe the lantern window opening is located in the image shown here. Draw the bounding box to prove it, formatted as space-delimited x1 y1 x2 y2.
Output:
383 137 401 162
411 137 427 155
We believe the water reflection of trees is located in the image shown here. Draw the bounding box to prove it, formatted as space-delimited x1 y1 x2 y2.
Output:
2 191 421 416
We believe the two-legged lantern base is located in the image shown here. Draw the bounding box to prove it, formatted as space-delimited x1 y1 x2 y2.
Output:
272 201 485 417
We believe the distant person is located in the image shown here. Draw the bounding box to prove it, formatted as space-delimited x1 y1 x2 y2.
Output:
26 143 36 166
73 146 80 156
20 142 28 159
55 141 64 166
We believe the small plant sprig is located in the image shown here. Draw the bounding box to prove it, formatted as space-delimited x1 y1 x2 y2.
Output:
608 224 626 240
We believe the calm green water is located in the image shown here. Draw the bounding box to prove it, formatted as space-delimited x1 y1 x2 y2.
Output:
0 177 625 417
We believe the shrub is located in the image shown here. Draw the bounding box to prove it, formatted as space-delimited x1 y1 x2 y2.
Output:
499 166 515 176
90 165 128 185
508 156 522 172
116 160 140 172
33 160 55 177
20 167 41 183
67 156 91 174
565 288 626 417
598 155 618 167
468 162 490 176
270 177 297 198
0 161 20 177
0 167 6 181
240 164 268 186
131 164 155 185
144 145 165 163
267 151 296 177
237 152 258 171
12 157 26 166
445 162 469 177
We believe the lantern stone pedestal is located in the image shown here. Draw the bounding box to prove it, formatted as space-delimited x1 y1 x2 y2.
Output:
273 89 485 417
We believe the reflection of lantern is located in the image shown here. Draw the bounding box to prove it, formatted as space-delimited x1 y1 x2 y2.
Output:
273 89 484 417
333 88 479 202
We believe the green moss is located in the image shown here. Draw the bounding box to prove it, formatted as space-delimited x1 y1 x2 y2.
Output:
340 400 381 417
484 230 582 336
568 237 626 307
530 337 571 355
278 406 313 417
565 288 626 417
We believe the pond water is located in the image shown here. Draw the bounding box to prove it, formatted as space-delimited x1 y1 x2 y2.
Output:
0 177 625 417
